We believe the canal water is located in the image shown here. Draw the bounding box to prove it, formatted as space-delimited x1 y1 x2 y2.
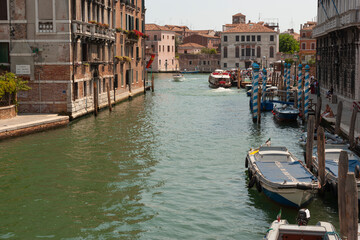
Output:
0 73 339 239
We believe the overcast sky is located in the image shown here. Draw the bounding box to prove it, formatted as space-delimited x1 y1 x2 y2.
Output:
146 0 318 33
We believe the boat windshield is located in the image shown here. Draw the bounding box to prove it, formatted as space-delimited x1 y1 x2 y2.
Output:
257 151 291 162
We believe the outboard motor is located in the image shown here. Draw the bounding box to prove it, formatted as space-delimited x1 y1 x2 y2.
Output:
296 208 310 226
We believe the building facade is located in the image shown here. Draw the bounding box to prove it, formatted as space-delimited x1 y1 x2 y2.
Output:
313 0 359 102
221 23 279 69
183 34 220 51
179 53 220 73
299 21 317 63
145 24 176 72
178 43 204 54
0 0 146 119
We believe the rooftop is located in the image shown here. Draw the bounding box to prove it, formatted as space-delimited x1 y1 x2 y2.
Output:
145 24 172 31
223 23 277 33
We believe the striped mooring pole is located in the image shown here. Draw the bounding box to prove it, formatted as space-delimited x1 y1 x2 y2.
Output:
252 63 260 123
287 63 291 103
283 63 287 90
262 67 267 103
297 64 303 109
304 65 310 119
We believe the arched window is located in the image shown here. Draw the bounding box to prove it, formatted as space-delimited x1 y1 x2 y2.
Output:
257 46 261 58
235 46 239 58
223 47 228 58
269 46 274 58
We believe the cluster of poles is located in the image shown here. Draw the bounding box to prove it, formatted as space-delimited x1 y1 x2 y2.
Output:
250 62 311 124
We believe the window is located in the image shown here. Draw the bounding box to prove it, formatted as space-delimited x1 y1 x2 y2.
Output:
236 36 239 42
136 18 139 30
270 35 274 41
81 43 87 61
168 45 170 52
74 82 78 99
252 35 255 41
246 47 250 56
158 45 160 52
108 9 111 27
224 36 227 42
172 36 175 40
241 48 244 56
246 35 250 41
224 63 227 68
223 47 228 58
302 43 306 49
162 35 164 39
311 43 315 50
257 35 261 41
84 81 87 97
236 63 239 67
257 46 261 58
302 33 306 38
0 43 9 63
136 47 139 59
270 46 274 58
235 46 239 58
88 2 91 21
114 74 118 89
252 49 255 56
81 0 85 21
241 36 245 42
203 61 206 65
159 60 161 66
189 60 192 65
154 35 157 41
103 79 105 92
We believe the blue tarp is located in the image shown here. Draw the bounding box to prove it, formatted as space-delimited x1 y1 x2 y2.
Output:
255 161 316 183
325 160 360 178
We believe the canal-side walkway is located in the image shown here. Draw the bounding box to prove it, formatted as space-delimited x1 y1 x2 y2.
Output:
310 93 360 139
0 114 69 140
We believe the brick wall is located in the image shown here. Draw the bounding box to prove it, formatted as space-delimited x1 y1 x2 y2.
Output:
0 105 16 119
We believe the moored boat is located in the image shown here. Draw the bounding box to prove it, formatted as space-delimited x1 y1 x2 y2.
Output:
181 69 199 74
273 105 299 121
246 145 319 208
311 144 360 199
240 78 252 88
208 69 232 88
265 209 340 240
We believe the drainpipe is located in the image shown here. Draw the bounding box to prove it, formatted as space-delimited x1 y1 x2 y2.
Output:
113 0 116 102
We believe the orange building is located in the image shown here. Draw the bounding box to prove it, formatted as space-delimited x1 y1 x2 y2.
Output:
299 21 317 63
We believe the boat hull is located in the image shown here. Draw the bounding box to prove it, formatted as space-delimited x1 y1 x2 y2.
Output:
273 108 299 121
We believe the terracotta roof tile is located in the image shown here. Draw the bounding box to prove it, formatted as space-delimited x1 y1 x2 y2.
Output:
223 23 276 33
233 13 245 17
145 24 172 31
179 43 205 48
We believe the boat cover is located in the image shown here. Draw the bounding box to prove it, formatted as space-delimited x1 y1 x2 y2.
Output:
255 161 316 183
325 160 360 178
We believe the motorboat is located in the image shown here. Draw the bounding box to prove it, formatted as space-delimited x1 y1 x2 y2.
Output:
172 73 184 81
298 131 346 146
208 69 232 88
245 84 252 91
265 209 340 240
312 144 360 199
240 77 252 88
246 146 319 208
273 105 299 121
181 69 199 74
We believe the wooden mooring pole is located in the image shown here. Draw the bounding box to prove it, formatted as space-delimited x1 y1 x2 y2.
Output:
306 115 315 169
317 126 325 191
315 96 322 129
338 150 349 238
237 69 241 89
151 73 155 92
335 101 343 135
106 82 112 112
93 80 98 116
345 172 358 240
349 107 358 149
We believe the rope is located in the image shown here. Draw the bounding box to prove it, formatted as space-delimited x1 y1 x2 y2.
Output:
320 0 330 20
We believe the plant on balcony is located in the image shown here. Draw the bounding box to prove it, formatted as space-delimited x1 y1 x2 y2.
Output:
0 72 31 107
115 28 123 33
89 20 97 24
115 56 124 62
127 30 140 40
123 56 131 62
102 24 109 29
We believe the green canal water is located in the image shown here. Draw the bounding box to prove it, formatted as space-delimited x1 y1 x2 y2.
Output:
1 73 339 239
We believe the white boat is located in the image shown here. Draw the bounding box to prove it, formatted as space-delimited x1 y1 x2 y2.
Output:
246 146 319 207
265 209 340 240
208 69 231 88
173 73 184 81
312 144 360 199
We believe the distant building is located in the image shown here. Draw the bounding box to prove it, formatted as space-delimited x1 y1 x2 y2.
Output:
179 54 221 73
299 22 317 64
313 0 360 102
183 34 221 51
282 29 300 42
145 24 176 72
221 22 279 69
178 43 205 54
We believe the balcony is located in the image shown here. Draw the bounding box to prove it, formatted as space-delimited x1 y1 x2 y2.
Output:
72 21 115 42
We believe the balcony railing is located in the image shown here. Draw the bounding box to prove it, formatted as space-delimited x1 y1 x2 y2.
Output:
72 21 115 42
38 21 54 33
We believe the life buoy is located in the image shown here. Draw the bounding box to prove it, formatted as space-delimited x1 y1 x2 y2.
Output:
248 176 256 188
256 176 262 192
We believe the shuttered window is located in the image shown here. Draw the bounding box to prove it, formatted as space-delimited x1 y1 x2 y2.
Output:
0 43 9 63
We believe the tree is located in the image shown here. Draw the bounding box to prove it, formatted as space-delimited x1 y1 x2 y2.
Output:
200 48 217 54
279 34 299 54
0 72 31 106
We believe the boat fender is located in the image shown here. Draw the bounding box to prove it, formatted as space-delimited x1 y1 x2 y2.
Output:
255 176 262 193
355 165 360 179
296 184 312 190
248 176 256 188
245 157 248 168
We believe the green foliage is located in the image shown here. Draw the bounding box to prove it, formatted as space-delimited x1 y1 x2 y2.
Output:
285 59 294 65
307 58 316 65
279 34 299 54
0 72 31 99
201 48 217 54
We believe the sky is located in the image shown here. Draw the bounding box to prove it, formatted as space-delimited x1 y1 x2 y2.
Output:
145 0 318 33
